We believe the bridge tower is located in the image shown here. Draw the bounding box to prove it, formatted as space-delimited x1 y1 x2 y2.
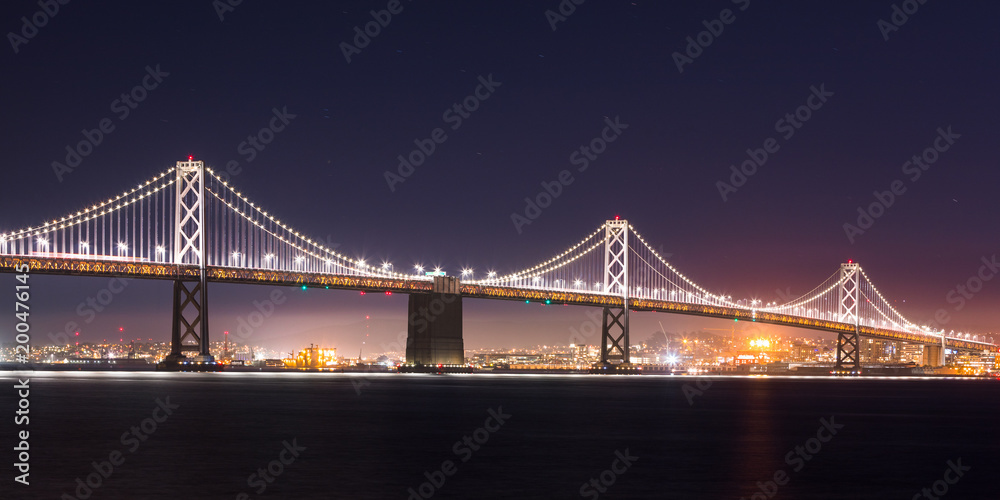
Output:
597 218 633 371
834 262 860 374
161 159 216 368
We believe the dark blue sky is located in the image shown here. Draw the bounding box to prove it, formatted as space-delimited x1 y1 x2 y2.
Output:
3 1 999 353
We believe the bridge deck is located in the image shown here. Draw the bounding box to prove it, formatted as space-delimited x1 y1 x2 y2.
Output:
2 256 994 353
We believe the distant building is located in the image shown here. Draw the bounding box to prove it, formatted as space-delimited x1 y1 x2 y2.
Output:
284 345 338 369
898 343 924 364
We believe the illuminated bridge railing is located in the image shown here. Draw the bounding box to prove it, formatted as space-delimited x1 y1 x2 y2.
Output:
630 298 997 352
0 256 197 280
460 284 623 307
4 256 995 353
208 267 435 293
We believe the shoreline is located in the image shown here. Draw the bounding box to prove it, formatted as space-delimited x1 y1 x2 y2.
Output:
1 362 995 379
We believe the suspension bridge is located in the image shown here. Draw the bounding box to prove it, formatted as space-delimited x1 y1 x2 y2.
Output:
1 160 995 372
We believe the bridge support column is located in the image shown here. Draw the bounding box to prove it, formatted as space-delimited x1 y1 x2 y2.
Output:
923 345 943 367
591 304 637 374
600 306 629 365
834 327 860 374
401 277 467 372
159 277 218 370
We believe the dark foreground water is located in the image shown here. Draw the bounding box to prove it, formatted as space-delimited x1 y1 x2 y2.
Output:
0 372 997 499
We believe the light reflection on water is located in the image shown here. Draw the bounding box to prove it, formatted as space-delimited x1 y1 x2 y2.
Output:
1 373 995 499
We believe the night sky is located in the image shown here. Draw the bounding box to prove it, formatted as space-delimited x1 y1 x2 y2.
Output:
3 1 999 354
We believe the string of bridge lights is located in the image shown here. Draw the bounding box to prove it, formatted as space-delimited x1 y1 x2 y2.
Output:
759 271 844 312
628 225 738 305
858 287 908 331
205 170 418 279
625 246 717 301
473 224 608 284
0 169 176 244
858 268 920 331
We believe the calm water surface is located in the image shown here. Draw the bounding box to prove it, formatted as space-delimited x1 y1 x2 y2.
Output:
0 372 996 499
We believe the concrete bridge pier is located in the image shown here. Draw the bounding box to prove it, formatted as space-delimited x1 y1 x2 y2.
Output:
401 276 468 372
923 344 944 367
